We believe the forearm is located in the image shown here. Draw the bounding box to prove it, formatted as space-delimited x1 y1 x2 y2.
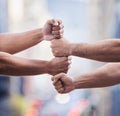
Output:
73 63 120 89
0 52 50 76
70 39 120 62
0 28 43 54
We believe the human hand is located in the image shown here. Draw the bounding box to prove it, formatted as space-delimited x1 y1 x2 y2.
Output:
51 38 72 57
52 73 75 94
42 19 64 40
48 57 71 76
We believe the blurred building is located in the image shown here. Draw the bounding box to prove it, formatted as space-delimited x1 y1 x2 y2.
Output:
110 1 120 116
88 0 116 116
0 0 19 116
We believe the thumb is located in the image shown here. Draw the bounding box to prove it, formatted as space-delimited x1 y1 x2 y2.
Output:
47 19 59 26
52 73 66 83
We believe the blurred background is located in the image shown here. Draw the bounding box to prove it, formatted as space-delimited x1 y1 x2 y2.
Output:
0 0 120 116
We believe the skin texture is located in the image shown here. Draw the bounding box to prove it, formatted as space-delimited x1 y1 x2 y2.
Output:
52 63 120 94
51 38 120 62
0 52 70 76
51 38 120 93
0 19 70 76
0 19 63 54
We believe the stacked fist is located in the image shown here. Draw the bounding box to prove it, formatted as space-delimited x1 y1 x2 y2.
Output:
43 19 74 94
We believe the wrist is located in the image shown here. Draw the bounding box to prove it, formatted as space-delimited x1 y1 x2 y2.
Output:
40 28 44 41
41 61 51 74
72 82 76 91
70 43 86 57
72 77 82 89
28 28 44 42
46 60 54 75
69 43 76 56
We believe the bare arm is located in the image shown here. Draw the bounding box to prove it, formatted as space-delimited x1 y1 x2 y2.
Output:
0 52 70 76
52 63 120 93
0 29 43 54
74 63 120 89
51 39 120 62
0 19 63 54
71 39 120 62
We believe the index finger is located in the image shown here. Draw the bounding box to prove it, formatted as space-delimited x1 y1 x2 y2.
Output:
52 73 66 83
47 19 58 26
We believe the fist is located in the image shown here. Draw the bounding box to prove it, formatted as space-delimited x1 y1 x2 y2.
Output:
42 19 64 40
52 73 75 94
51 38 72 57
49 57 71 76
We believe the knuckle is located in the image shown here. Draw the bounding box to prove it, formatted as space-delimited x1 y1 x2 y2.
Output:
55 34 60 37
52 31 54 34
60 25 64 29
58 20 62 24
51 19 55 23
58 31 61 34
60 29 64 32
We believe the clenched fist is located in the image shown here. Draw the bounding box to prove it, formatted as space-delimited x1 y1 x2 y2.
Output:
42 19 64 40
51 38 72 57
52 73 75 93
48 57 71 76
